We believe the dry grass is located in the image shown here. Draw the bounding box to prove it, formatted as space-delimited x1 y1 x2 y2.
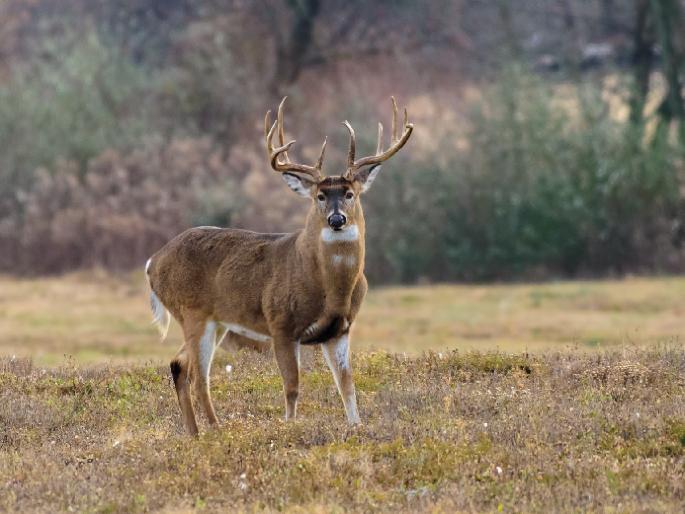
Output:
1 273 685 364
2 274 685 511
1 347 685 512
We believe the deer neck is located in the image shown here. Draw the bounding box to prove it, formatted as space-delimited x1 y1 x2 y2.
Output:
297 205 365 312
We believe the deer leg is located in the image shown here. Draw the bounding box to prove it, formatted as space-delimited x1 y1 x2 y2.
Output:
170 345 198 436
188 319 220 427
273 340 300 420
322 330 360 424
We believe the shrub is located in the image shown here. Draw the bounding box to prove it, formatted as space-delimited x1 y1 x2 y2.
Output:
153 17 264 142
1 138 240 274
0 30 156 214
364 69 684 283
0 22 254 275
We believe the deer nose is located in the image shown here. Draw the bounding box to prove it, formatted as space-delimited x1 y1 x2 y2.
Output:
328 213 346 230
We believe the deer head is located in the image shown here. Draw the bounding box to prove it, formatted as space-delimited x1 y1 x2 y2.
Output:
265 97 414 233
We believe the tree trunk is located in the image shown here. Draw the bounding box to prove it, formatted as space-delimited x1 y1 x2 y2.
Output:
560 0 582 71
270 0 321 97
600 0 618 36
650 0 685 143
497 0 521 60
629 0 653 128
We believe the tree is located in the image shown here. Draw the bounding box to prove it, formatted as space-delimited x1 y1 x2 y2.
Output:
629 0 654 128
650 0 685 143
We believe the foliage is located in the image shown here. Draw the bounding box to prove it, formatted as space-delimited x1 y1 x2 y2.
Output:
153 16 265 141
364 69 685 282
0 25 248 274
0 139 241 273
0 3 683 282
0 31 155 211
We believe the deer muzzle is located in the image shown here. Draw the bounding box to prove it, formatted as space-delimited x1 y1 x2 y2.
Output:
328 213 346 230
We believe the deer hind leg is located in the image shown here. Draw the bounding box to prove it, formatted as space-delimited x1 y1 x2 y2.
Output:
188 319 220 427
322 330 361 424
273 340 301 420
170 345 199 436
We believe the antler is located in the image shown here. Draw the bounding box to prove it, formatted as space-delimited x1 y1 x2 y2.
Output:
265 97 326 181
343 96 414 179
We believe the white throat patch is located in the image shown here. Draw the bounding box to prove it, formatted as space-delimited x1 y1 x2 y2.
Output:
332 254 357 267
321 225 359 243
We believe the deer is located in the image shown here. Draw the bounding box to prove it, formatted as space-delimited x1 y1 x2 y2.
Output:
145 97 413 435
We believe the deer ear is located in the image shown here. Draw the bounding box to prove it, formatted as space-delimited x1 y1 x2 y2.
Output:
282 173 316 198
355 165 382 193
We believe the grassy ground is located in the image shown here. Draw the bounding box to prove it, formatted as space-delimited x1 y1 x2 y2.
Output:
2 274 685 512
1 273 685 363
2 347 684 512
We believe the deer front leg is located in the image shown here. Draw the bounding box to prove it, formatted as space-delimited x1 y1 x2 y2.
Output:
273 340 301 420
322 330 360 424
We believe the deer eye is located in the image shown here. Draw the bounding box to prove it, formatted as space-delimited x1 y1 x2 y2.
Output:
317 193 326 202
345 191 354 200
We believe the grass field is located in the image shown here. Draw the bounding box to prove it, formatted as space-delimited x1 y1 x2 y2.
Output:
2 347 685 512
2 273 685 363
1 274 685 512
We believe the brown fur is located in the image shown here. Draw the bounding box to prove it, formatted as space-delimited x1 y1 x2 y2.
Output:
149 180 367 342
147 178 368 434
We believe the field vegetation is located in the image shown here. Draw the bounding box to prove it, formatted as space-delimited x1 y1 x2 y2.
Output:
2 343 685 512
2 274 685 510
2 273 685 363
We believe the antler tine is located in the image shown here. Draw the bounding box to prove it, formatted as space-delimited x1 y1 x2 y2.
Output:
265 116 276 157
347 96 414 172
391 96 398 143
315 137 327 170
263 97 324 180
266 117 293 165
376 122 384 155
343 121 356 169
277 96 290 163
264 110 271 140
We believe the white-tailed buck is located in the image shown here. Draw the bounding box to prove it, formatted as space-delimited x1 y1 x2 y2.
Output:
146 97 413 435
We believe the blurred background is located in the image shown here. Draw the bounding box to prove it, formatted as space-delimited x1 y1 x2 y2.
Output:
1 0 685 363
0 0 684 286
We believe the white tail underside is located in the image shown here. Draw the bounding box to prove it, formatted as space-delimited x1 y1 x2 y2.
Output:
150 290 171 340
146 258 171 341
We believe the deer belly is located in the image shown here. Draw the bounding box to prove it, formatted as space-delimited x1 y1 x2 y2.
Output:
220 322 272 344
